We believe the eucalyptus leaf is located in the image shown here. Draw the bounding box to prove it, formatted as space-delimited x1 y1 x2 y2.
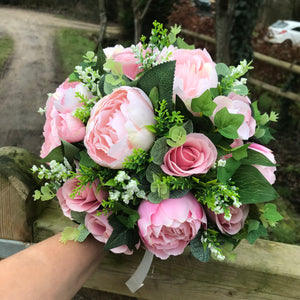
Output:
215 63 230 77
190 235 211 262
230 84 248 96
169 189 189 198
150 137 169 165
147 191 164 203
146 163 163 183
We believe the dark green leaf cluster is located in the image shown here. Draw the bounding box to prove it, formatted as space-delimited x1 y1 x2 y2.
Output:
141 20 170 51
150 100 185 138
123 148 152 173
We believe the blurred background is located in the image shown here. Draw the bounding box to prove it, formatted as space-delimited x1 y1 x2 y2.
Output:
0 0 299 298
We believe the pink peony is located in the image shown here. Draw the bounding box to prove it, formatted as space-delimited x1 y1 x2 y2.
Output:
112 46 143 80
85 212 136 255
211 92 256 140
248 143 276 184
161 133 217 177
40 79 93 158
208 205 249 235
172 48 218 112
84 86 156 169
138 193 207 260
57 178 107 218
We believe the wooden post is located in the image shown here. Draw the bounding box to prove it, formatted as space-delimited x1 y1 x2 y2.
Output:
0 147 44 242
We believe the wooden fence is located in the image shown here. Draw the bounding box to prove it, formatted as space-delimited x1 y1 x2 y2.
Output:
1 147 300 299
180 28 300 103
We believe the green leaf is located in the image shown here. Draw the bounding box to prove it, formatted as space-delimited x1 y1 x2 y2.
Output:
214 107 244 139
215 63 230 77
262 203 283 226
79 150 97 168
246 222 268 244
231 144 250 161
104 216 139 251
149 86 160 110
217 158 241 183
191 89 217 116
95 45 106 75
210 87 219 99
176 37 194 49
137 61 176 112
60 227 79 244
60 225 90 243
39 144 64 163
61 139 80 164
230 84 248 96
232 165 279 204
113 202 140 229
190 235 211 262
40 185 56 201
182 120 193 134
71 211 87 224
68 72 79 82
248 219 260 232
103 58 123 76
150 137 169 165
241 149 276 166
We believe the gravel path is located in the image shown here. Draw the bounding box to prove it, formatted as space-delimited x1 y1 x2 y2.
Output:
0 7 119 155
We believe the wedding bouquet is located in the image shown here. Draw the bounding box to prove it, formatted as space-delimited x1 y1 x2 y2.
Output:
32 22 282 290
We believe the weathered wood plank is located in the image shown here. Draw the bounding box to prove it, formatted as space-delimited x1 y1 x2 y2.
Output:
34 201 300 300
0 147 44 242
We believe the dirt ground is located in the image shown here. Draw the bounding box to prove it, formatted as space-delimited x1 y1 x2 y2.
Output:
0 7 119 156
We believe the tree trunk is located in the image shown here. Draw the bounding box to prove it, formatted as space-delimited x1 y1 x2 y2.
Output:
97 0 107 49
215 0 236 64
132 0 152 44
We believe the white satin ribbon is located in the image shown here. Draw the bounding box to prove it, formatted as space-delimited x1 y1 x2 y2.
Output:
125 249 154 293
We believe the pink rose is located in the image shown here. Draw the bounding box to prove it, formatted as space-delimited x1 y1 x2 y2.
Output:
172 48 218 112
112 46 143 80
57 178 107 218
41 79 93 158
103 44 124 58
208 205 249 235
84 86 156 169
85 212 136 255
161 133 217 177
211 92 256 140
138 193 207 260
248 143 276 184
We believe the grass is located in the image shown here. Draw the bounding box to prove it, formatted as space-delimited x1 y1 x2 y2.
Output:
0 35 14 72
54 28 97 79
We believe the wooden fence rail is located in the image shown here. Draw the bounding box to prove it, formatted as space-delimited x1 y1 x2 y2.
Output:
1 147 300 299
180 28 300 102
